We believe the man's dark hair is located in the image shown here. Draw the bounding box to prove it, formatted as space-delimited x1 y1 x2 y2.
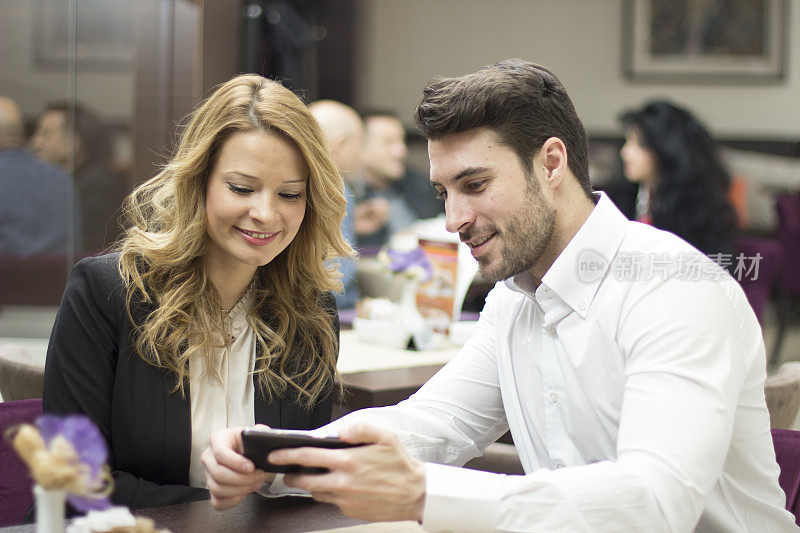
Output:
46 101 111 165
414 59 592 198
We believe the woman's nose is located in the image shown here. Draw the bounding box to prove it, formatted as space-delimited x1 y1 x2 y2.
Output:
249 195 278 224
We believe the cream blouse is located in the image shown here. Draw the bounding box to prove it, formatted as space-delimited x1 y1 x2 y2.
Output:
188 291 257 487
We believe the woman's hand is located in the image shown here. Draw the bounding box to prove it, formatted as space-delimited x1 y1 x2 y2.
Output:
201 425 275 510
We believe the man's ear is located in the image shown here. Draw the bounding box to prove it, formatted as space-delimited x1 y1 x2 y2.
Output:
539 137 568 189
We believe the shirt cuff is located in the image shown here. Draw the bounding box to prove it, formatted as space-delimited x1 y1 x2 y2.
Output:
256 474 311 498
422 463 503 533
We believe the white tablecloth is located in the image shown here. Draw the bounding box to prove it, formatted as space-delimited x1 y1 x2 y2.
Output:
337 330 459 374
0 331 461 378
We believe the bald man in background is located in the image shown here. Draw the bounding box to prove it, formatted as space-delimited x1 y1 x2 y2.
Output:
309 99 365 308
0 96 74 256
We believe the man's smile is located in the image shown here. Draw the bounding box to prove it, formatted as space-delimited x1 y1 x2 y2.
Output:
465 233 494 248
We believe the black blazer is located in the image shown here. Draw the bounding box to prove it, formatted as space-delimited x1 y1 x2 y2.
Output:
42 253 339 510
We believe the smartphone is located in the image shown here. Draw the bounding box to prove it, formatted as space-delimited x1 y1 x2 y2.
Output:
240 427 361 474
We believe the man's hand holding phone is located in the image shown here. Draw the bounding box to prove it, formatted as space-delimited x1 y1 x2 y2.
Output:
269 422 426 523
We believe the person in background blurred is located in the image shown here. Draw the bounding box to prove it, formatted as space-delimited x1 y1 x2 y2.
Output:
354 111 443 249
0 95 73 256
309 99 364 309
619 100 737 261
30 102 123 251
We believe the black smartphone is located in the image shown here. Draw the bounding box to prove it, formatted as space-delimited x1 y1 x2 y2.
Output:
240 427 361 474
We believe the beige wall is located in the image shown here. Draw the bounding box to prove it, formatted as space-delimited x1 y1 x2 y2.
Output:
0 0 135 121
355 0 800 139
5 0 797 139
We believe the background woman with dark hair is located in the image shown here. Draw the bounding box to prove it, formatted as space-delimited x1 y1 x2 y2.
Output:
618 100 738 260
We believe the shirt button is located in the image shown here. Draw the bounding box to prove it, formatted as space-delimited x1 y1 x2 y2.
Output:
555 462 565 469
549 392 559 403
578 300 586 310
546 325 556 335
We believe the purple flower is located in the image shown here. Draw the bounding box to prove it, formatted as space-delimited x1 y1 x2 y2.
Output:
37 415 111 512
388 248 433 282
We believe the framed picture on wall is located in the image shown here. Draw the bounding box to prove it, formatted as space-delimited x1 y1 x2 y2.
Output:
34 0 134 71
622 0 788 83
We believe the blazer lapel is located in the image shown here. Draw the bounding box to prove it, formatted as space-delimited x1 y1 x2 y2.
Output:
131 294 193 485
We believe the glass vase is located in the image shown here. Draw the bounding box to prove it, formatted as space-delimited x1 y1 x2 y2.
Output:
34 484 66 533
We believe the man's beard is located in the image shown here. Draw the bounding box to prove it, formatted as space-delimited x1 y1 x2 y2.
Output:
466 179 556 284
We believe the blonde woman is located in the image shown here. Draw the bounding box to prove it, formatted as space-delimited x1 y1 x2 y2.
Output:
41 74 351 510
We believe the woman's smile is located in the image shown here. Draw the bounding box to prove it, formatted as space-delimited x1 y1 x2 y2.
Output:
235 227 281 246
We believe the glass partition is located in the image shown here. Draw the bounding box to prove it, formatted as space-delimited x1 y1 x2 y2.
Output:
1 0 357 399
0 0 201 350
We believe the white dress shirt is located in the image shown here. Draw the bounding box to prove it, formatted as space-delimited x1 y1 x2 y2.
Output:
322 194 796 532
188 291 256 487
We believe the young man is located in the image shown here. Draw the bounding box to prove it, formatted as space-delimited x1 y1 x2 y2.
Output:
353 111 444 248
30 102 123 251
202 60 795 531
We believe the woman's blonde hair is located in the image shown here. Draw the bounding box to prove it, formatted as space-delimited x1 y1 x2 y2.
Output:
118 74 352 408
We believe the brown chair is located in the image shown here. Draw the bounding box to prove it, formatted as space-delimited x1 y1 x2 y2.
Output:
0 399 42 526
772 428 800 526
0 344 44 401
765 362 800 430
0 254 70 306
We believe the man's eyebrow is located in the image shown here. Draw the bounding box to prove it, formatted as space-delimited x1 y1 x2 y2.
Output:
430 166 489 188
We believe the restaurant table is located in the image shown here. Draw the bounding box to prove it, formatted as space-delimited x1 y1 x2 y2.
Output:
0 495 368 533
334 332 513 445
338 364 445 412
0 330 498 438
0 331 461 408
334 330 459 416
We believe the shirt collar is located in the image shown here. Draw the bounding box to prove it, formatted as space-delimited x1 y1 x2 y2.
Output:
505 192 628 318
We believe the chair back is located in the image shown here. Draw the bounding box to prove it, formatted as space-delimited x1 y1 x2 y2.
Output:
735 236 784 323
0 254 69 306
766 362 800 430
0 398 42 527
772 428 800 526
0 345 44 402
776 193 800 297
